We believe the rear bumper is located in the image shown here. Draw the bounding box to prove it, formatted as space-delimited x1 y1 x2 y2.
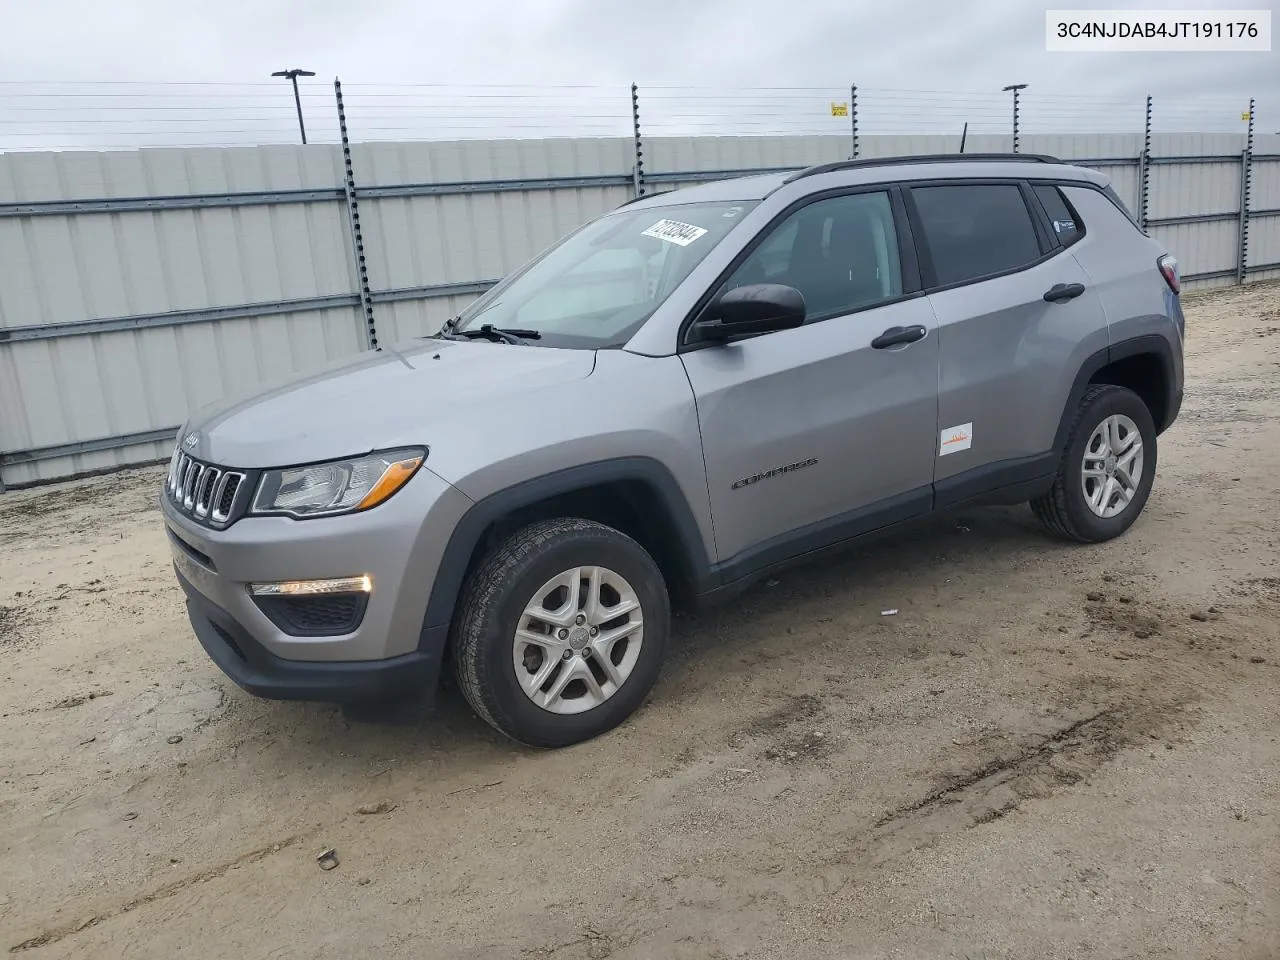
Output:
177 568 448 703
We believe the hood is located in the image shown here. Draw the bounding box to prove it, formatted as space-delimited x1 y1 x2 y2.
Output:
182 338 597 468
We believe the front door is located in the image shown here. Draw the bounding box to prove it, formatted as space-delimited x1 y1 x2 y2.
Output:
680 188 941 573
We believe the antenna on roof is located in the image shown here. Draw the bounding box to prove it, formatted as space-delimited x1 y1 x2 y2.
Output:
960 122 968 154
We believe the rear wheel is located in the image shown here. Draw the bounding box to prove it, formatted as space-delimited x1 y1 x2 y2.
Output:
451 517 670 748
1032 384 1157 543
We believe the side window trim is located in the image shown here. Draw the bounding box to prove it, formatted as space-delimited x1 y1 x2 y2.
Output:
1019 180 1059 253
676 183 923 352
889 183 924 295
902 177 1070 295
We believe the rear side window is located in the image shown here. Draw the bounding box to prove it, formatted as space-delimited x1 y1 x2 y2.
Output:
1034 184 1082 246
910 184 1043 287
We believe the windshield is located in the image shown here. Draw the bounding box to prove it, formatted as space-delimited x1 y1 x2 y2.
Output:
450 199 758 348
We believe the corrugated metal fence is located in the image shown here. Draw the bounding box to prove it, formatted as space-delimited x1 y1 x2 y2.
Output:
2 130 1279 488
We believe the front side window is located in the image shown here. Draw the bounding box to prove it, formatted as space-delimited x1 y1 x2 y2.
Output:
910 183 1044 287
450 200 757 348
722 191 903 321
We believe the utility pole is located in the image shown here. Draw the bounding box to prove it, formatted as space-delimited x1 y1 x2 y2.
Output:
272 68 316 143
1002 83 1027 153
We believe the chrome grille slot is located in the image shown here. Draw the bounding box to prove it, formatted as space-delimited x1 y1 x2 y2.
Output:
165 450 248 528
169 452 187 496
182 460 201 509
166 449 181 493
211 473 243 523
194 467 220 518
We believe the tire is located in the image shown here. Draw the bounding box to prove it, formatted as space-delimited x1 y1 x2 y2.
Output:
1032 384 1158 543
451 517 670 748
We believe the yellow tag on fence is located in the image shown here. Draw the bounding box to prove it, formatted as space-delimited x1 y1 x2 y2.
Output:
831 102 849 117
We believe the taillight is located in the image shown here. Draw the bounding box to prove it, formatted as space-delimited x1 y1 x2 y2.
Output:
1158 254 1180 295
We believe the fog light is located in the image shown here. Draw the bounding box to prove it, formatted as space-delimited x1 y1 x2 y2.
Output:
249 575 372 596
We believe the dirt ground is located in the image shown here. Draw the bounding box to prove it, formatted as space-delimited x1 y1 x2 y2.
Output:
2 281 1279 960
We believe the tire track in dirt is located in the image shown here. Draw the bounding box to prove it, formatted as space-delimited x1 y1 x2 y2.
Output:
9 836 304 953
795 686 1199 906
726 575 1248 903
872 700 1184 832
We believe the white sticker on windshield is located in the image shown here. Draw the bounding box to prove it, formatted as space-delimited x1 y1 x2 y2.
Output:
642 219 708 246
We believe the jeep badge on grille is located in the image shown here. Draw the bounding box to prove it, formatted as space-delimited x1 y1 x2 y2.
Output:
183 431 200 451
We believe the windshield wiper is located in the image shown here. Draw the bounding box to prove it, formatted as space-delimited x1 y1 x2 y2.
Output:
430 316 467 341
457 323 542 345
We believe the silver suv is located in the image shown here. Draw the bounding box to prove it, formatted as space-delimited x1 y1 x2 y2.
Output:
162 153 1185 747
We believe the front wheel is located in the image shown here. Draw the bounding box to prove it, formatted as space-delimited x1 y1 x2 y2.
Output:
451 517 670 748
1032 384 1158 543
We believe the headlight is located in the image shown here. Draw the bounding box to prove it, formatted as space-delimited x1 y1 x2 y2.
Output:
251 448 426 519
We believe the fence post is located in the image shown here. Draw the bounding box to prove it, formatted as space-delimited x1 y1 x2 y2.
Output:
1237 97 1255 285
631 83 646 199
1003 83 1026 153
850 84 859 159
1139 94 1152 231
334 77 380 351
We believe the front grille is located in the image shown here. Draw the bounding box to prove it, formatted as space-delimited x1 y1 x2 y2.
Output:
166 450 248 527
252 593 368 637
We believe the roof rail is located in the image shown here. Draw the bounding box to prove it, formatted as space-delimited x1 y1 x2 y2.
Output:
615 189 675 208
781 153 1064 185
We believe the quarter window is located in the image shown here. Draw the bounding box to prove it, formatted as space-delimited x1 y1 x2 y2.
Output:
724 191 903 321
1034 184 1083 246
910 184 1043 287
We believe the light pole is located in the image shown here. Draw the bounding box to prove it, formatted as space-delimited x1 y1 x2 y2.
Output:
1002 83 1027 153
272 68 316 143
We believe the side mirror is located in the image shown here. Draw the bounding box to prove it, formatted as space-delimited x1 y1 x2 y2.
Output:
690 283 806 343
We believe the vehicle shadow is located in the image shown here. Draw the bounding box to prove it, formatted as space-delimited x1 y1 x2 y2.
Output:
322 501 1080 755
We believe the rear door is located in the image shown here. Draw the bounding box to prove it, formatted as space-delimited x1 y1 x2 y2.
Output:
904 179 1110 504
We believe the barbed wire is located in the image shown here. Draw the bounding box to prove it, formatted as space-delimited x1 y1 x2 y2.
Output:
0 82 1267 151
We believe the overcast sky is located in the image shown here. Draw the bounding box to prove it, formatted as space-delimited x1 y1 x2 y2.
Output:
1 0 1274 148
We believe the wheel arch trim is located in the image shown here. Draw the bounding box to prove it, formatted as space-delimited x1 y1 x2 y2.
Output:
1054 333 1178 454
419 457 715 639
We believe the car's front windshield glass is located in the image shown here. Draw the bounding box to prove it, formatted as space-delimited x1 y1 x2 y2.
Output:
449 199 758 348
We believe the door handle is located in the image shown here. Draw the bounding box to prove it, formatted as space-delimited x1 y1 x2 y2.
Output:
871 325 927 349
1043 282 1086 303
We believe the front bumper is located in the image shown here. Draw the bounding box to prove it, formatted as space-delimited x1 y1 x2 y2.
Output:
161 462 472 700
177 568 448 702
